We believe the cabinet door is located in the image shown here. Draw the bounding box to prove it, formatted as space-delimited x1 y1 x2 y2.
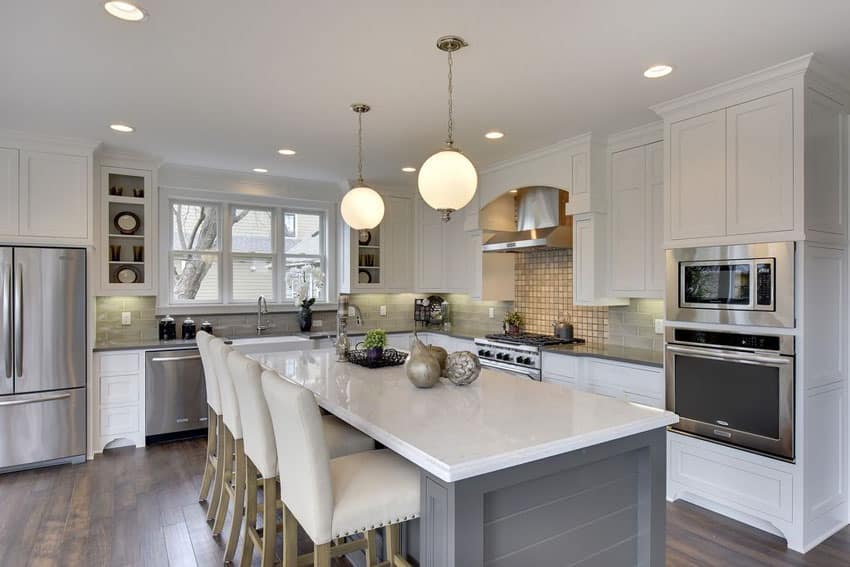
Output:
573 215 595 304
726 90 794 235
645 142 665 294
418 201 445 291
443 214 469 293
669 110 726 240
384 196 413 291
610 146 647 293
0 148 19 236
19 151 89 239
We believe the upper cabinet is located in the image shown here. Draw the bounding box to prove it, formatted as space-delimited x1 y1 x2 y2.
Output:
0 134 96 246
653 54 849 248
573 213 628 306
609 140 664 298
415 197 471 294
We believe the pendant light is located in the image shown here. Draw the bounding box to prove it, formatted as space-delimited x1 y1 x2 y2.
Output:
418 35 478 222
340 103 385 230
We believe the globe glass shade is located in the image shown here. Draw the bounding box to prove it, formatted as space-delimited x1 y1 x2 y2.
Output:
340 186 385 229
417 149 478 211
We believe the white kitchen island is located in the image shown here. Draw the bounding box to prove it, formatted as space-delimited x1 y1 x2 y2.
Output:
252 349 678 567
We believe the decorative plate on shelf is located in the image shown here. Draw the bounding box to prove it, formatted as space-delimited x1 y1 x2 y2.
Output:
116 265 141 284
358 269 372 284
114 211 141 235
358 229 372 245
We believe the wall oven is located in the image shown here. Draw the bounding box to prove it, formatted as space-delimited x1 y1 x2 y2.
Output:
666 242 794 328
665 327 794 460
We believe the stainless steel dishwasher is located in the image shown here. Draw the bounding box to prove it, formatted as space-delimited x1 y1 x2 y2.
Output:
145 349 208 437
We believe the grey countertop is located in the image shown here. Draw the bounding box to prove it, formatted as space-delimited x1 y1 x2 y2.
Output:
542 343 663 368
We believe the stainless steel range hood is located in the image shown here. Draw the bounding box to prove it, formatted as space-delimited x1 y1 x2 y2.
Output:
482 187 572 253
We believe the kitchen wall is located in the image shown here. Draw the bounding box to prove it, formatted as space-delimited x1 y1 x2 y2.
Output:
513 248 663 351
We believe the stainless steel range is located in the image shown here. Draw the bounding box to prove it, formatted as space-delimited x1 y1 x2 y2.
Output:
474 333 586 381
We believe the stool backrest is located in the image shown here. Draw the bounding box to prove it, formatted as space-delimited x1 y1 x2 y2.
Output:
196 331 221 415
261 369 333 544
210 338 242 439
227 351 277 479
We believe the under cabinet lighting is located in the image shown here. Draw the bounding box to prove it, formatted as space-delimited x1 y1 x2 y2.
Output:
643 64 673 78
109 123 135 133
103 1 146 22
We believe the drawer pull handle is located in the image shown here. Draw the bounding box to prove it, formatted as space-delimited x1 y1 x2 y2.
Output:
0 392 70 407
150 355 201 363
199 417 208 422
713 429 732 439
175 418 189 423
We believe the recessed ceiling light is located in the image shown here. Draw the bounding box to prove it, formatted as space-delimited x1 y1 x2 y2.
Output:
103 1 146 22
109 123 134 133
277 148 296 156
402 167 417 173
485 131 505 140
643 64 673 79
252 168 269 173
509 189 518 194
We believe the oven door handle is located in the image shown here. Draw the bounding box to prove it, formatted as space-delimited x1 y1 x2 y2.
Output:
666 344 790 365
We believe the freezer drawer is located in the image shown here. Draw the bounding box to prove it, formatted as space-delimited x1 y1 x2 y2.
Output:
0 387 86 470
145 350 207 436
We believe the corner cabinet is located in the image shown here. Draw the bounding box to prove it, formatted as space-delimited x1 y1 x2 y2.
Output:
609 141 664 297
0 135 96 246
573 213 628 306
340 194 413 293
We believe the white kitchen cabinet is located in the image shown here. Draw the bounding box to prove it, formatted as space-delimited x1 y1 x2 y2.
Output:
415 197 472 294
19 151 90 241
609 141 664 298
573 213 628 306
726 90 794 235
668 109 727 241
0 147 19 236
93 350 146 453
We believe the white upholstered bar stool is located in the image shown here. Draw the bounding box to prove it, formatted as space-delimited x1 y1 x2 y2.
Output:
227 351 376 567
261 369 420 567
196 331 224 519
209 337 246 563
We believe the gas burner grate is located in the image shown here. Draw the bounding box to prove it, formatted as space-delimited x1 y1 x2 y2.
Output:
484 333 586 347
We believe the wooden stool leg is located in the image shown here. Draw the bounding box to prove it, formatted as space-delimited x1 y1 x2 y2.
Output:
365 529 378 567
224 439 246 563
206 418 225 523
314 543 331 567
283 503 298 567
261 477 278 567
241 458 258 566
385 524 400 566
212 428 233 535
198 409 216 502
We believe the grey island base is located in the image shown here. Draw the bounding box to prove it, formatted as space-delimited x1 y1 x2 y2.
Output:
250 349 676 567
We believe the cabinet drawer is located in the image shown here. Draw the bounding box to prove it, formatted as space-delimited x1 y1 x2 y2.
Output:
542 352 580 379
100 406 140 436
100 373 140 406
543 374 578 389
99 352 141 375
585 359 664 397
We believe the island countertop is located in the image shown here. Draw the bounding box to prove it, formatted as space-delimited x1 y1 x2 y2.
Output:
250 348 678 482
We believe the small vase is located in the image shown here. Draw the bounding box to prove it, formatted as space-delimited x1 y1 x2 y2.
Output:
366 346 383 364
506 323 520 335
298 307 313 332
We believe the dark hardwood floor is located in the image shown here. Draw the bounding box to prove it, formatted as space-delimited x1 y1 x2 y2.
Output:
0 438 848 566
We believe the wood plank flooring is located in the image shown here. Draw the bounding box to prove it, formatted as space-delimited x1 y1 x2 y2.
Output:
0 438 848 566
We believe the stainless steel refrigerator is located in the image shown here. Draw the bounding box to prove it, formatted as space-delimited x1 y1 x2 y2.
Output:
0 247 86 471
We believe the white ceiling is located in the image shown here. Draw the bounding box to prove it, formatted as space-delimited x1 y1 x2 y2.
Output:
2 1 850 190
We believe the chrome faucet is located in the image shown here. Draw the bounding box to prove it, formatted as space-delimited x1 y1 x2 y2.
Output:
257 295 270 335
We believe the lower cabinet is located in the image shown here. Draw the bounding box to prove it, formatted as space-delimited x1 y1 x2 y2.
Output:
541 351 664 408
93 350 146 453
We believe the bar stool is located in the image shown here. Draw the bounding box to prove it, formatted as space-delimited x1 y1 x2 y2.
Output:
226 351 376 567
209 338 245 563
261 369 420 567
196 331 223 518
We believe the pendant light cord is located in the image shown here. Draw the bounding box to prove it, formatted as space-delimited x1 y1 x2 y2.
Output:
357 110 364 184
446 50 454 147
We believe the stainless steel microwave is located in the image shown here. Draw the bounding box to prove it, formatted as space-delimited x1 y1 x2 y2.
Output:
666 242 795 328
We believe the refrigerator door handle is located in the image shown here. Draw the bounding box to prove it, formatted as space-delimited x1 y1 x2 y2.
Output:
2 264 10 379
14 264 22 378
0 392 71 407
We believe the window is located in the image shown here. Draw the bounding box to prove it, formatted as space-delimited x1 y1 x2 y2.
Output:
166 197 330 308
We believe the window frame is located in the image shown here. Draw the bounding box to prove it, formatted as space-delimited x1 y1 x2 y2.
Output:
158 187 338 314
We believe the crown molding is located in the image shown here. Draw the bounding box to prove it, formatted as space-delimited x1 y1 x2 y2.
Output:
0 128 101 154
606 121 664 153
480 131 602 176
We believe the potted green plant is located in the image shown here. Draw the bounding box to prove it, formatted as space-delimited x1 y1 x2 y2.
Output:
504 311 523 335
363 329 388 364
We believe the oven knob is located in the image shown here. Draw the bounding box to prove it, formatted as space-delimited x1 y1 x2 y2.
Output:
503 354 513 362
485 350 492 358
497 353 506 360
523 357 532 365
478 349 486 356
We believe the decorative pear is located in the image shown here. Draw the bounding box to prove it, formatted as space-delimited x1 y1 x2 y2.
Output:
427 345 448 376
405 336 441 389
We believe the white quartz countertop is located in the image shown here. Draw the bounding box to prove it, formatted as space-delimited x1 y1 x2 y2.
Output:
251 349 678 482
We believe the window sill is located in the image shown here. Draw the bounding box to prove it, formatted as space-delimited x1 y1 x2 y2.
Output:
154 302 339 316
